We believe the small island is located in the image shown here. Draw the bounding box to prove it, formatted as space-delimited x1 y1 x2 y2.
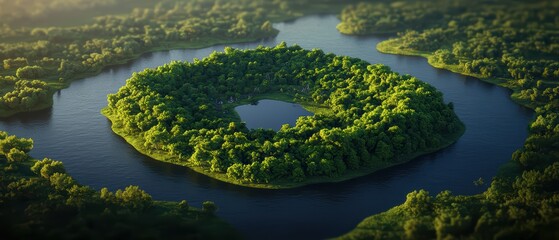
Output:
102 43 464 188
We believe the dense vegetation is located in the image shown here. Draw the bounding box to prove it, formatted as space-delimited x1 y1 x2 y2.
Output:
0 0 144 27
103 43 463 188
337 0 559 239
4 0 557 238
0 131 239 239
0 0 350 117
337 1 451 34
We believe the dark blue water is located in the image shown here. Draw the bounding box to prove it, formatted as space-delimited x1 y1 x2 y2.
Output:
235 99 313 131
0 15 532 240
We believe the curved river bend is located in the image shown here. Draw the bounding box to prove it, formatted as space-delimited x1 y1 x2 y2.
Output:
0 15 532 239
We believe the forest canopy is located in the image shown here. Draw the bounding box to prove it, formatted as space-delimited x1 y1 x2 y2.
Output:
103 43 463 188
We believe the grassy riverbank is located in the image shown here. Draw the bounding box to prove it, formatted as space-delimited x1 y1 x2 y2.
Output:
376 39 537 109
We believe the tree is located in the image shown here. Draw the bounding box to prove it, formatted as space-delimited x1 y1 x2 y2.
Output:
178 200 189 211
202 201 217 214
375 140 392 161
403 190 433 216
7 148 27 162
260 20 273 32
49 172 76 191
0 135 33 154
115 185 153 211
16 66 45 79
431 49 457 64
3 58 28 70
31 158 65 178
66 185 95 209
404 218 433 240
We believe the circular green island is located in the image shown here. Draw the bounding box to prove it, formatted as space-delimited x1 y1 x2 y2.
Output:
102 43 464 189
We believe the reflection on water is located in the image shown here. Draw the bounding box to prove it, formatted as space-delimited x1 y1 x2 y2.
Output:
0 107 52 126
0 15 533 240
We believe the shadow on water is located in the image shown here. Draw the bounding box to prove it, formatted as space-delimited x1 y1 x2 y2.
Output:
1 107 53 124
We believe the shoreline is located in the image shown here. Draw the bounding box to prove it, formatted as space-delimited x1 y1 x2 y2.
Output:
0 34 279 118
102 106 465 189
376 39 537 110
0 2 351 119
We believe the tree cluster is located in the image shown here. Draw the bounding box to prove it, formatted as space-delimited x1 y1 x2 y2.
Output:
0 131 238 239
105 43 462 185
0 80 50 111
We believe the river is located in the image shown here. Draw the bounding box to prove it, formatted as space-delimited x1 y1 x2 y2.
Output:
0 15 533 239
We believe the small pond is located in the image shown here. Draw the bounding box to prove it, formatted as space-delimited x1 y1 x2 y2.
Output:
235 99 313 131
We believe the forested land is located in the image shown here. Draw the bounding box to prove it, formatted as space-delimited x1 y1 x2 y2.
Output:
0 0 151 27
337 0 559 239
0 131 238 239
103 44 463 188
0 0 351 117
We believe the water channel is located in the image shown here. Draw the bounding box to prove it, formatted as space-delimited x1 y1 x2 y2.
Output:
0 15 533 239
